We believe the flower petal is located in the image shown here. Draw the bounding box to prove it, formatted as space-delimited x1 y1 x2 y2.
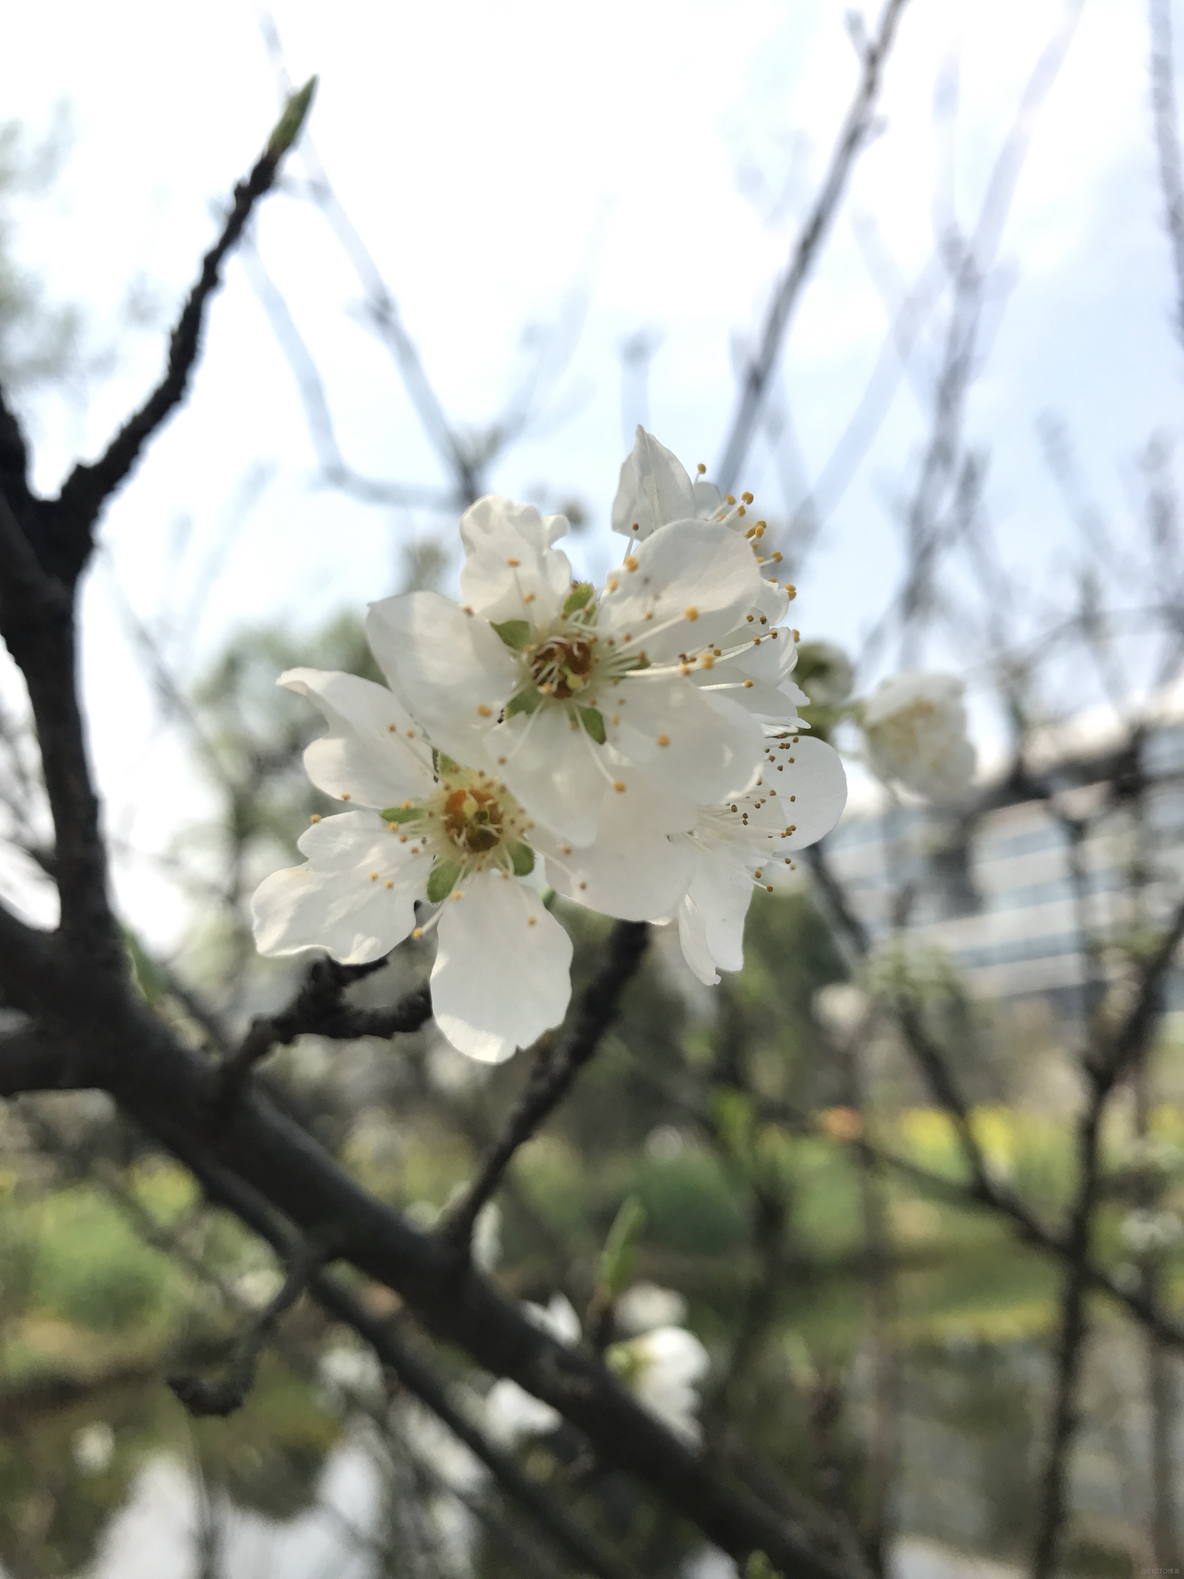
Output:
611 426 696 540
365 591 517 766
606 675 764 808
253 811 424 963
676 892 720 986
280 668 435 808
685 843 755 976
602 520 767 657
746 735 847 849
458 495 573 625
534 769 695 921
431 869 573 1062
486 705 610 846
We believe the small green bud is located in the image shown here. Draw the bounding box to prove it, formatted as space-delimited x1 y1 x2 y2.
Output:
745 1555 782 1579
510 843 535 877
380 805 423 823
563 582 595 615
266 76 318 160
427 860 462 903
578 706 606 744
491 619 532 650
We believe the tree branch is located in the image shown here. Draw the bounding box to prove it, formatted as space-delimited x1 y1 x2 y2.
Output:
714 0 912 492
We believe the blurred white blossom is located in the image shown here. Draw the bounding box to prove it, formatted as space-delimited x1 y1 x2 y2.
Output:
71 1421 114 1475
861 671 976 801
606 1324 710 1445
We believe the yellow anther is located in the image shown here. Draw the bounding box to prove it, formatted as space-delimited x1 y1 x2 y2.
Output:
697 462 707 474
725 494 736 505
684 606 699 621
310 814 321 823
657 734 670 747
679 664 691 676
746 614 754 622
644 610 654 620
507 557 520 567
738 504 746 516
528 916 537 926
772 552 783 563
612 714 620 725
412 927 424 939
453 890 463 900
608 577 619 591
341 792 351 801
789 794 796 802
384 879 393 888
792 629 800 641
497 755 507 765
541 682 554 695
701 654 714 669
613 780 627 792
369 871 378 881
744 526 757 539
388 724 396 732
477 703 492 717
625 555 639 571
463 605 474 615
406 729 415 738
744 679 754 689
741 492 754 505
399 835 407 843
766 884 774 892
523 591 535 603
785 582 796 597
562 845 572 855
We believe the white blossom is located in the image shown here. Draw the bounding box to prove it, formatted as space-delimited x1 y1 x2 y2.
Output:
861 671 976 801
71 1422 115 1475
668 733 848 986
367 493 776 848
614 1280 688 1336
484 1294 580 1445
611 427 810 727
251 668 572 1064
606 1324 710 1445
1119 1208 1183 1256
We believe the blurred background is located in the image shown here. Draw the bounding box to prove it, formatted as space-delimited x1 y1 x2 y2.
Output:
0 0 1182 1574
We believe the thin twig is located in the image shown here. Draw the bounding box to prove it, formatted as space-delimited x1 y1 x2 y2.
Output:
715 0 913 492
440 920 649 1248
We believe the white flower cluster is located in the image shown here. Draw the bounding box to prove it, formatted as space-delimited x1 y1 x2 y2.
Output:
252 429 847 1061
861 670 976 801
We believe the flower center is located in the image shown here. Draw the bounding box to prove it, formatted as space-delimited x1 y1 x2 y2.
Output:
529 631 598 699
442 784 504 853
384 763 535 889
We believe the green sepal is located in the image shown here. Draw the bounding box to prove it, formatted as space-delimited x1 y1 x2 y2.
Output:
491 619 532 650
427 860 462 903
432 749 461 776
745 1555 782 1579
563 582 595 616
380 805 423 824
597 1195 646 1301
266 76 318 159
578 706 606 744
509 842 536 877
506 688 543 718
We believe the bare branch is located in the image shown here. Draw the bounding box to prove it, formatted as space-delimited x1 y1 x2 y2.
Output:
715 0 913 492
51 94 311 581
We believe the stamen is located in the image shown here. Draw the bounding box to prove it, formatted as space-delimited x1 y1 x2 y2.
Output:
310 814 321 823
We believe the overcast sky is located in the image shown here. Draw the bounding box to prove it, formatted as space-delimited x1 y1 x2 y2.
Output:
0 0 1178 944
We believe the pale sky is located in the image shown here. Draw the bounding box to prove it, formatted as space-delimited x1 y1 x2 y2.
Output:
0 0 1178 944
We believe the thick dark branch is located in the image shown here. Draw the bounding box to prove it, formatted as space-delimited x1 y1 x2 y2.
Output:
93 986 842 1577
714 0 912 491
50 95 310 583
0 1024 88 1097
219 954 430 1100
441 920 650 1247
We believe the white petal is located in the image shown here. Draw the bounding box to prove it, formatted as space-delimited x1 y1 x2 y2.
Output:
431 869 573 1062
686 844 755 976
603 519 767 657
776 736 848 848
676 892 720 986
253 813 424 963
534 772 694 921
606 676 764 808
486 706 610 846
458 495 573 625
611 427 696 540
365 592 517 766
527 1293 582 1346
280 668 434 808
485 1379 561 1445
